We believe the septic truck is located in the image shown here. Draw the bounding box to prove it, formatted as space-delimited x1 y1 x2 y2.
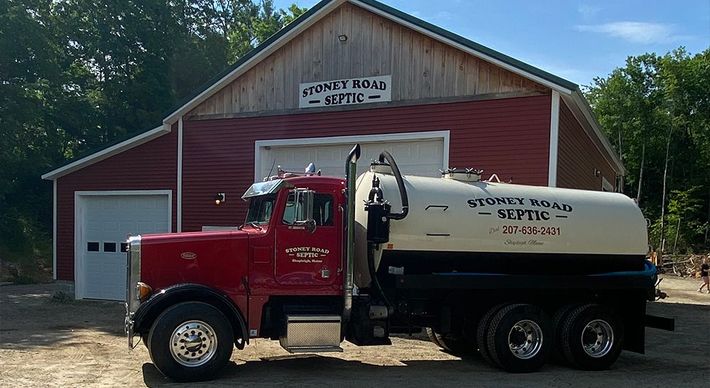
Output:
125 145 673 381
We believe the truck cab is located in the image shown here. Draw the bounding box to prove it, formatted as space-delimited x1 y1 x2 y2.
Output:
241 176 346 294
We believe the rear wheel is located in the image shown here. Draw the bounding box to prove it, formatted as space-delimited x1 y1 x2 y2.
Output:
148 302 234 382
486 304 552 373
560 304 623 370
476 303 509 367
551 304 584 363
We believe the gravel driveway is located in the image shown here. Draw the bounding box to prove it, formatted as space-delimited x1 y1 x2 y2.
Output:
1 276 708 387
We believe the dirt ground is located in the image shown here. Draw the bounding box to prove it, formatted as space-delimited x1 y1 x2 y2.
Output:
1 276 709 387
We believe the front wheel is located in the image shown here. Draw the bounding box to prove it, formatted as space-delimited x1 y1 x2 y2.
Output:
148 302 234 382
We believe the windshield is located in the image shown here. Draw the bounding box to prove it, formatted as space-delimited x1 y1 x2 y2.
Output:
245 194 277 225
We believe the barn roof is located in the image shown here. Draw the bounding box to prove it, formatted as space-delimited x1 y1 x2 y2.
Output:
42 0 622 180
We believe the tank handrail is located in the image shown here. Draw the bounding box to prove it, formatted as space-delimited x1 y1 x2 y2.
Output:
486 173 501 183
377 151 409 220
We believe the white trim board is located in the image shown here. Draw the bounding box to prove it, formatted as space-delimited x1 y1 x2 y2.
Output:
177 117 184 232
42 126 170 180
254 130 450 181
548 90 560 187
52 180 57 280
73 190 172 300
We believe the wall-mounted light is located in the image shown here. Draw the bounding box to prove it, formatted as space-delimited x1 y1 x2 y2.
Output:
215 192 226 205
593 168 601 177
338 34 348 42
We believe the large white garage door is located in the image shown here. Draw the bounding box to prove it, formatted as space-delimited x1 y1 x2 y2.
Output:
76 192 170 300
256 132 448 180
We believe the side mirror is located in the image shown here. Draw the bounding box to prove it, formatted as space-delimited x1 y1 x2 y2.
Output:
293 188 316 233
304 219 316 233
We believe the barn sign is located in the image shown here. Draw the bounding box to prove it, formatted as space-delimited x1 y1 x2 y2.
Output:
299 75 392 108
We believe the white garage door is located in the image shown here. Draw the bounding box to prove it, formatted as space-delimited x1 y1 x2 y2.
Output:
257 132 448 180
76 192 170 300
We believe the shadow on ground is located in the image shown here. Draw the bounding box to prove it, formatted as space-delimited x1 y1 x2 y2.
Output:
140 338 706 388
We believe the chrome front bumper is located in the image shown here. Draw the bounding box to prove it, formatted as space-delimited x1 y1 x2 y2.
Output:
125 303 135 348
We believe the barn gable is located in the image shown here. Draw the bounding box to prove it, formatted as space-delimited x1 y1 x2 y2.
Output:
188 1 549 119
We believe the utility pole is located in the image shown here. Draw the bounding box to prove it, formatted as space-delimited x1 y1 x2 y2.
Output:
636 143 645 204
659 127 673 254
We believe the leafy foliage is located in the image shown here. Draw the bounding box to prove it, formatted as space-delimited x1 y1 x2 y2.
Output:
0 0 306 266
585 49 710 252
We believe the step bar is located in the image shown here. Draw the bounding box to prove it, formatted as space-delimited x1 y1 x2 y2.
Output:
279 315 343 353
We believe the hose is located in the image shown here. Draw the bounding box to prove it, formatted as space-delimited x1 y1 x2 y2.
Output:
377 151 409 220
367 242 392 311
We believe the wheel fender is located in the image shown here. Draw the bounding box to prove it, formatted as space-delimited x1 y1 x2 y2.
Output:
133 283 248 348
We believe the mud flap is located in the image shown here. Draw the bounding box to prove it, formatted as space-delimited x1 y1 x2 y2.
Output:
645 314 675 331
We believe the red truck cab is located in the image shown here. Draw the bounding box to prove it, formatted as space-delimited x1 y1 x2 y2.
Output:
125 175 347 381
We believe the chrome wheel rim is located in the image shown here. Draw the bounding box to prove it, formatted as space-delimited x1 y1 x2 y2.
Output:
507 319 543 359
581 319 614 358
170 320 218 367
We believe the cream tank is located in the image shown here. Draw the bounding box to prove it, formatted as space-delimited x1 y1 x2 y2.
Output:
353 169 648 287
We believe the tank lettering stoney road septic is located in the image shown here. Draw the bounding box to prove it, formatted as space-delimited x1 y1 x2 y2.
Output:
467 196 573 221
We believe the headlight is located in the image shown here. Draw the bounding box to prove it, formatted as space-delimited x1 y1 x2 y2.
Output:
136 282 152 301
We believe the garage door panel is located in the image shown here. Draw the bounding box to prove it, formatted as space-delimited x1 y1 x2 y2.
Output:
260 137 444 180
79 194 169 301
102 221 119 232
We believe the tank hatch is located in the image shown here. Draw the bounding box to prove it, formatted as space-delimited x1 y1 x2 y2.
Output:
369 160 393 175
441 168 482 183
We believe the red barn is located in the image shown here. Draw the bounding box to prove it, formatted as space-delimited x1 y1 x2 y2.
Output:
42 0 623 300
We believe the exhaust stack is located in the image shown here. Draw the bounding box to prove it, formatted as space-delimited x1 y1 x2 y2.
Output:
343 144 361 322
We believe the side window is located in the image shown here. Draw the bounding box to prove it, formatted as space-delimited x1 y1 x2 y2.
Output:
314 194 333 226
282 193 299 225
282 193 333 226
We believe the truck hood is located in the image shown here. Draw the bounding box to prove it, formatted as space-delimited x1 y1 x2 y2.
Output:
139 230 252 294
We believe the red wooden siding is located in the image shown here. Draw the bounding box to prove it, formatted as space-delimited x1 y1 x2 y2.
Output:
55 129 177 280
182 95 551 231
557 101 617 191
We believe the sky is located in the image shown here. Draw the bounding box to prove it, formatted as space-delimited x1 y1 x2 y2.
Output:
273 0 710 87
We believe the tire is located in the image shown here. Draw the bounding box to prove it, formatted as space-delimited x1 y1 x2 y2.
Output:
476 303 510 367
148 302 234 382
141 333 150 352
486 304 552 373
560 304 623 370
551 304 585 363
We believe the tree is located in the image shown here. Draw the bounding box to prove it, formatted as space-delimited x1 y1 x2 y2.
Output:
0 0 307 272
585 48 710 252
0 0 74 264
